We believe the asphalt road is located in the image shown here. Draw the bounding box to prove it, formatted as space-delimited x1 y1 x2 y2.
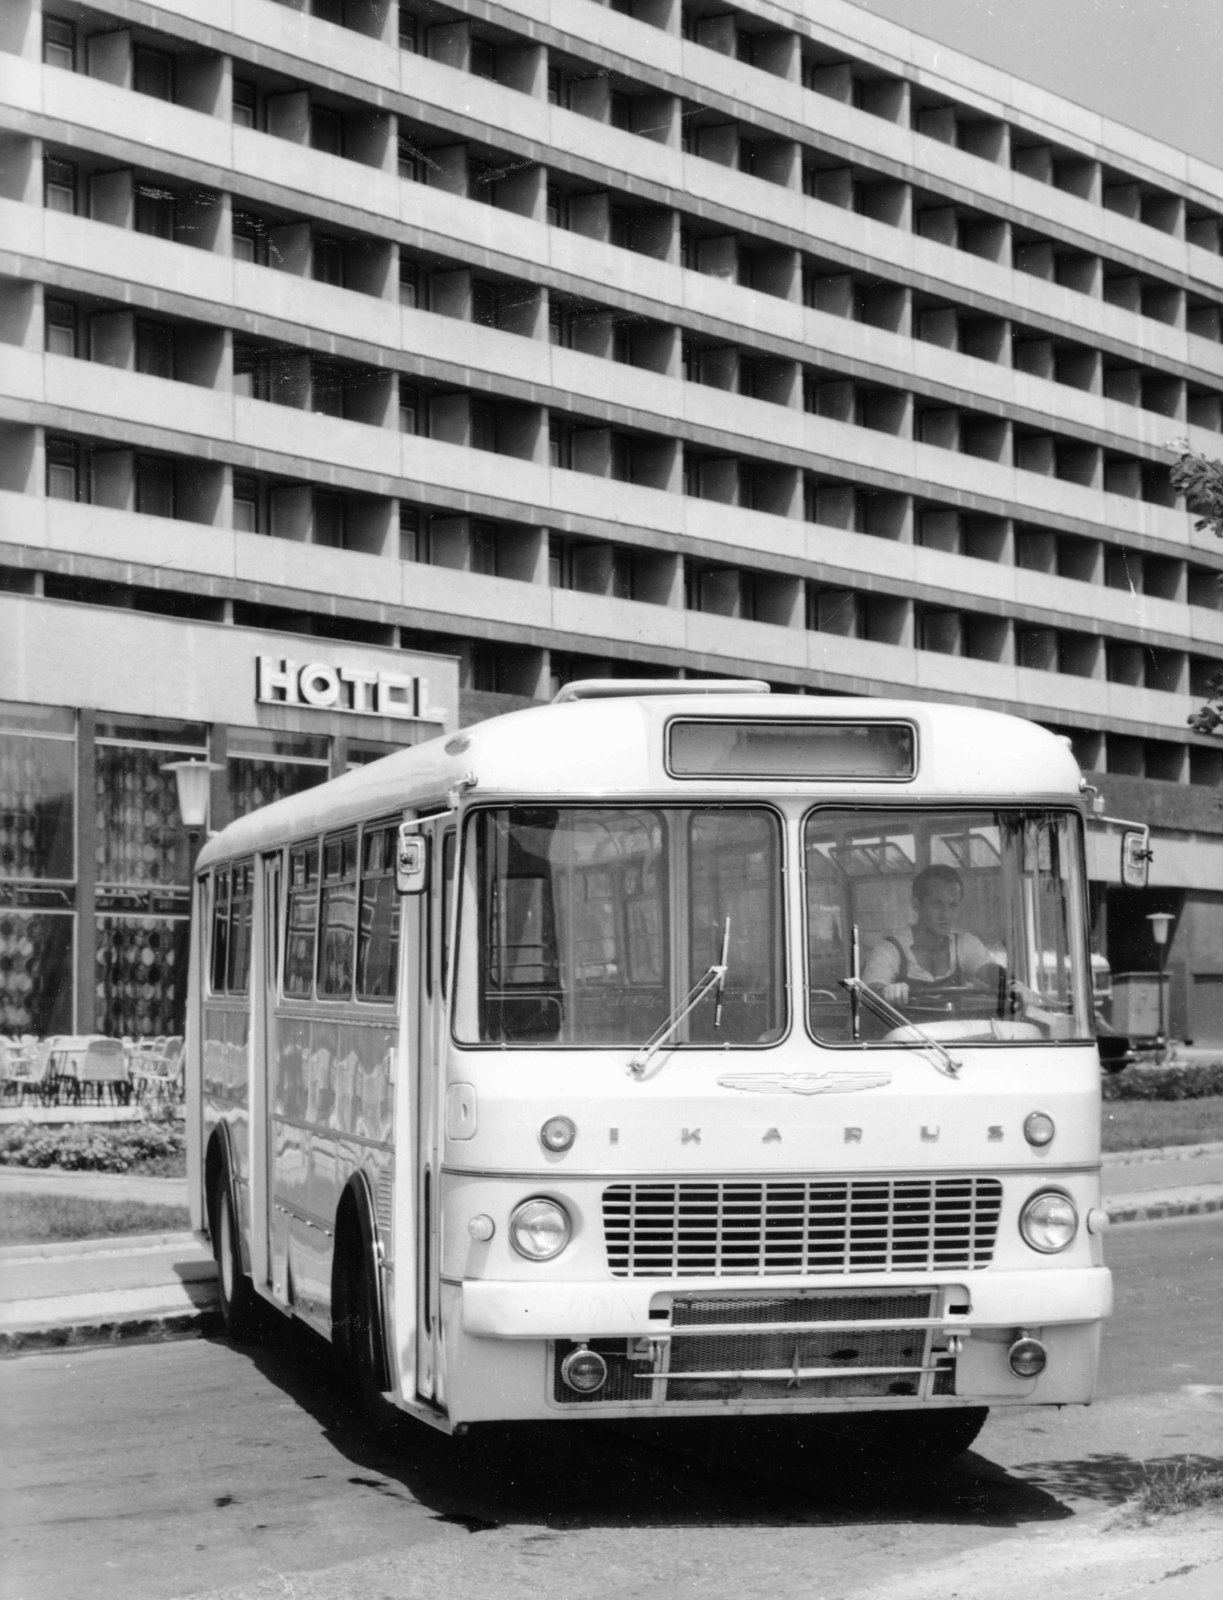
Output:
2 1216 1220 1600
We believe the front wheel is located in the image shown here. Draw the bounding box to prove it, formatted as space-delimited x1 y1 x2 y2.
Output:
212 1171 266 1343
335 1239 400 1439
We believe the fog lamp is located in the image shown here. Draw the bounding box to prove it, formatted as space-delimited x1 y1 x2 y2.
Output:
1008 1332 1048 1378
509 1197 571 1261
1023 1111 1056 1148
1020 1190 1078 1253
540 1116 577 1153
561 1346 608 1394
467 1214 495 1243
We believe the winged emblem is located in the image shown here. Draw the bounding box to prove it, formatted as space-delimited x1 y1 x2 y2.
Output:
717 1071 892 1096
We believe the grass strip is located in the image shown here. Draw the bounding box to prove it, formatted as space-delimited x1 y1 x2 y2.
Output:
0 1193 190 1246
1101 1095 1223 1153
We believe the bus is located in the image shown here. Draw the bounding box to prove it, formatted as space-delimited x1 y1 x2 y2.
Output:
187 683 1112 1458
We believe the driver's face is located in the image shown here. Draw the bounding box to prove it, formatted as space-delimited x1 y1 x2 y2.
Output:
913 884 962 936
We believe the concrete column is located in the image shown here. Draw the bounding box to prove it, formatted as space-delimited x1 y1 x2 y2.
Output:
498 525 549 584
1056 254 1103 297
177 189 226 253
428 393 474 447
864 595 914 648
1015 338 1055 380
0 423 41 494
427 21 470 71
807 273 854 318
918 308 958 349
266 485 309 541
0 0 37 59
695 14 736 53
811 589 861 636
1059 633 1105 680
915 106 957 144
91 449 136 511
89 169 134 229
86 29 131 87
89 310 136 369
177 53 227 117
808 63 852 102
860 181 912 229
568 191 611 242
753 32 800 81
1017 435 1055 476
920 510 961 553
1104 459 1142 499
346 0 396 45
751 465 803 520
346 370 398 428
175 325 226 389
634 0 681 33
1059 444 1103 491
921 610 964 656
811 378 854 422
0 278 38 349
347 238 396 300
175 460 227 526
270 351 311 409
267 90 310 144
1018 627 1058 672
1014 145 1053 184
572 428 614 477
964 515 1013 563
698 459 740 504
755 572 804 626
861 390 912 436
572 542 616 595
427 144 468 196
628 207 680 263
812 484 857 529
964 416 1012 464
961 316 1012 365
752 357 802 408
754 140 801 190
570 75 612 122
344 497 397 556
348 111 397 173
700 346 740 391
1143 284 1186 329
918 205 958 247
632 322 682 376
696 123 738 167
863 491 913 541
500 42 547 97
812 168 854 209
1059 537 1104 584
268 221 312 275
1018 529 1058 572
960 119 1010 164
429 267 473 320
860 283 911 334
1056 346 1102 393
499 404 548 464
697 235 738 282
961 218 1011 266
919 408 961 451
859 77 910 123
631 93 681 148
498 163 547 221
966 615 1014 663
570 308 615 359
1056 157 1102 204
1014 241 1054 280
429 515 473 569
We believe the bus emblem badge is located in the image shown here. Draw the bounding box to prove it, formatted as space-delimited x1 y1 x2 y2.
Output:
717 1072 891 1096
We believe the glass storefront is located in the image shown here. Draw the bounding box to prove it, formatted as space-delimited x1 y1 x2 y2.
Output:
227 728 331 819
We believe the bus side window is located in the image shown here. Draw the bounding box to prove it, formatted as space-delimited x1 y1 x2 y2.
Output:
440 831 456 995
318 831 359 998
356 823 399 1002
210 866 230 994
227 861 254 994
284 842 320 997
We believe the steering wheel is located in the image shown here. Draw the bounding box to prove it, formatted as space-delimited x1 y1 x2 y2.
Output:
906 984 1001 1017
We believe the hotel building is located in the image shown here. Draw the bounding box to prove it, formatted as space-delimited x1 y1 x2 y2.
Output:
1 0 1221 1040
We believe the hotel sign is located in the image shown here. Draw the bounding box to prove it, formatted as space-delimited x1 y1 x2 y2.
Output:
256 656 446 723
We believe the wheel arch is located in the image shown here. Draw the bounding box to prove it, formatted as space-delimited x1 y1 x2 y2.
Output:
332 1171 392 1392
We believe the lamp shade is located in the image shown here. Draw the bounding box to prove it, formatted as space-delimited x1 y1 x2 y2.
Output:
1146 912 1174 947
163 759 224 830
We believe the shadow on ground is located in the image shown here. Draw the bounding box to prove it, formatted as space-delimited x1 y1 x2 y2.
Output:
219 1324 1077 1535
1013 1452 1223 1505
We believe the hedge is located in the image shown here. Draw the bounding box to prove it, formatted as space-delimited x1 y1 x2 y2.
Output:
0 1121 186 1173
1102 1062 1223 1101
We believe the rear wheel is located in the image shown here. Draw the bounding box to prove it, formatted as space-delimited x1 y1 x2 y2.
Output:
212 1169 265 1343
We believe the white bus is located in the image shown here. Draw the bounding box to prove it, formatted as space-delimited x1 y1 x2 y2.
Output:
187 683 1112 1457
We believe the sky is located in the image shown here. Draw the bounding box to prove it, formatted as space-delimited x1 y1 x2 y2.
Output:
847 0 1223 169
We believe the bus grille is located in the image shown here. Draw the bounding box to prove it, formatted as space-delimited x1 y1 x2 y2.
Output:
602 1178 1003 1277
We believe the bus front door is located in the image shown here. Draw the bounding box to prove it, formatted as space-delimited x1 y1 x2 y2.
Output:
415 819 455 1405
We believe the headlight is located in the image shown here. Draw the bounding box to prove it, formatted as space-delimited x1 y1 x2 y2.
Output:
1019 1190 1078 1253
509 1197 571 1261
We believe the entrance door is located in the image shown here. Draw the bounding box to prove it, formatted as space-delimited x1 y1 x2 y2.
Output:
415 818 456 1403
261 851 290 1305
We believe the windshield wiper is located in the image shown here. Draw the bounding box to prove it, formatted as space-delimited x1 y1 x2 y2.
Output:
628 917 730 1081
839 978 962 1079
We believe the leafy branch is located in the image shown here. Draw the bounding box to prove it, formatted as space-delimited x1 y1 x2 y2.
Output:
1168 441 1223 735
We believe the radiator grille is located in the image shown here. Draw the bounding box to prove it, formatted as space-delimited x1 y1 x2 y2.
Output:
603 1178 1002 1277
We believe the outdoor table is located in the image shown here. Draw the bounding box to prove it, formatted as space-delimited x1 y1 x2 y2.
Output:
46 1037 132 1105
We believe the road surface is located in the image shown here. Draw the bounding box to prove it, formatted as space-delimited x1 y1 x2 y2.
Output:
2 1216 1220 1600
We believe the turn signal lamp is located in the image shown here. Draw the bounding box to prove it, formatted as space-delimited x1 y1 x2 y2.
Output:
1023 1111 1056 1148
1008 1332 1048 1378
561 1346 608 1394
540 1116 577 1153
509 1197 571 1260
467 1214 495 1243
1020 1190 1078 1253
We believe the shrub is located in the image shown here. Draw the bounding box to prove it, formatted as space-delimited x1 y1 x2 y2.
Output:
0 1121 186 1173
1102 1062 1223 1101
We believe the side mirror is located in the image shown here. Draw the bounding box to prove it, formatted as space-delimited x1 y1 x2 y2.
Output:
396 826 428 894
1120 830 1151 890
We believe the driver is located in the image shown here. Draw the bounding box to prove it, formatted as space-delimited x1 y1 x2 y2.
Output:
864 865 1005 1006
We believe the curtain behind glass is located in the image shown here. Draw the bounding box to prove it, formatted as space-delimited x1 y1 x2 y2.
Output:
0 733 75 881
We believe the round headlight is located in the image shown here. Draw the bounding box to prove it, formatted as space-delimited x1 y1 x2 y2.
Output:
1024 1111 1056 1148
509 1197 571 1261
560 1346 608 1394
1008 1333 1048 1378
540 1116 577 1153
1020 1190 1079 1253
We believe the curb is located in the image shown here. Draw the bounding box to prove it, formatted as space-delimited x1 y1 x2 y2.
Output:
0 1230 201 1263
0 1305 222 1355
1104 1193 1223 1225
1101 1139 1223 1166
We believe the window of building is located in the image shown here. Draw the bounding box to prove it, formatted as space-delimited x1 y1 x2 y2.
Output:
232 343 272 402
399 383 419 435
310 107 344 157
549 419 573 469
313 234 345 286
44 158 76 214
136 321 174 380
231 474 262 532
470 37 496 81
44 299 77 358
94 715 207 893
133 46 174 101
610 91 633 131
314 492 345 546
399 256 421 307
232 79 256 128
135 455 175 518
398 12 419 52
45 437 79 501
42 16 75 70
232 212 270 266
546 187 568 229
0 701 77 1037
135 184 175 240
227 728 329 820
398 136 424 182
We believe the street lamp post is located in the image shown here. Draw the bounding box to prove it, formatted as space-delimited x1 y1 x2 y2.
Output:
1146 911 1174 1053
162 759 224 844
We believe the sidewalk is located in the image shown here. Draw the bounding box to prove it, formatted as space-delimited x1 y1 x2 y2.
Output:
2 1147 1220 1353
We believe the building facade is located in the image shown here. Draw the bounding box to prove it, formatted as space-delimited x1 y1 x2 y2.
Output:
1 0 1221 1038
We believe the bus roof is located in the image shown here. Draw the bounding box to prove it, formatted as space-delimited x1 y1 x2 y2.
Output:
197 693 1083 867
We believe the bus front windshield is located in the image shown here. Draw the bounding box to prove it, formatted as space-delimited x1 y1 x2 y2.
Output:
455 807 785 1048
805 808 1093 1046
